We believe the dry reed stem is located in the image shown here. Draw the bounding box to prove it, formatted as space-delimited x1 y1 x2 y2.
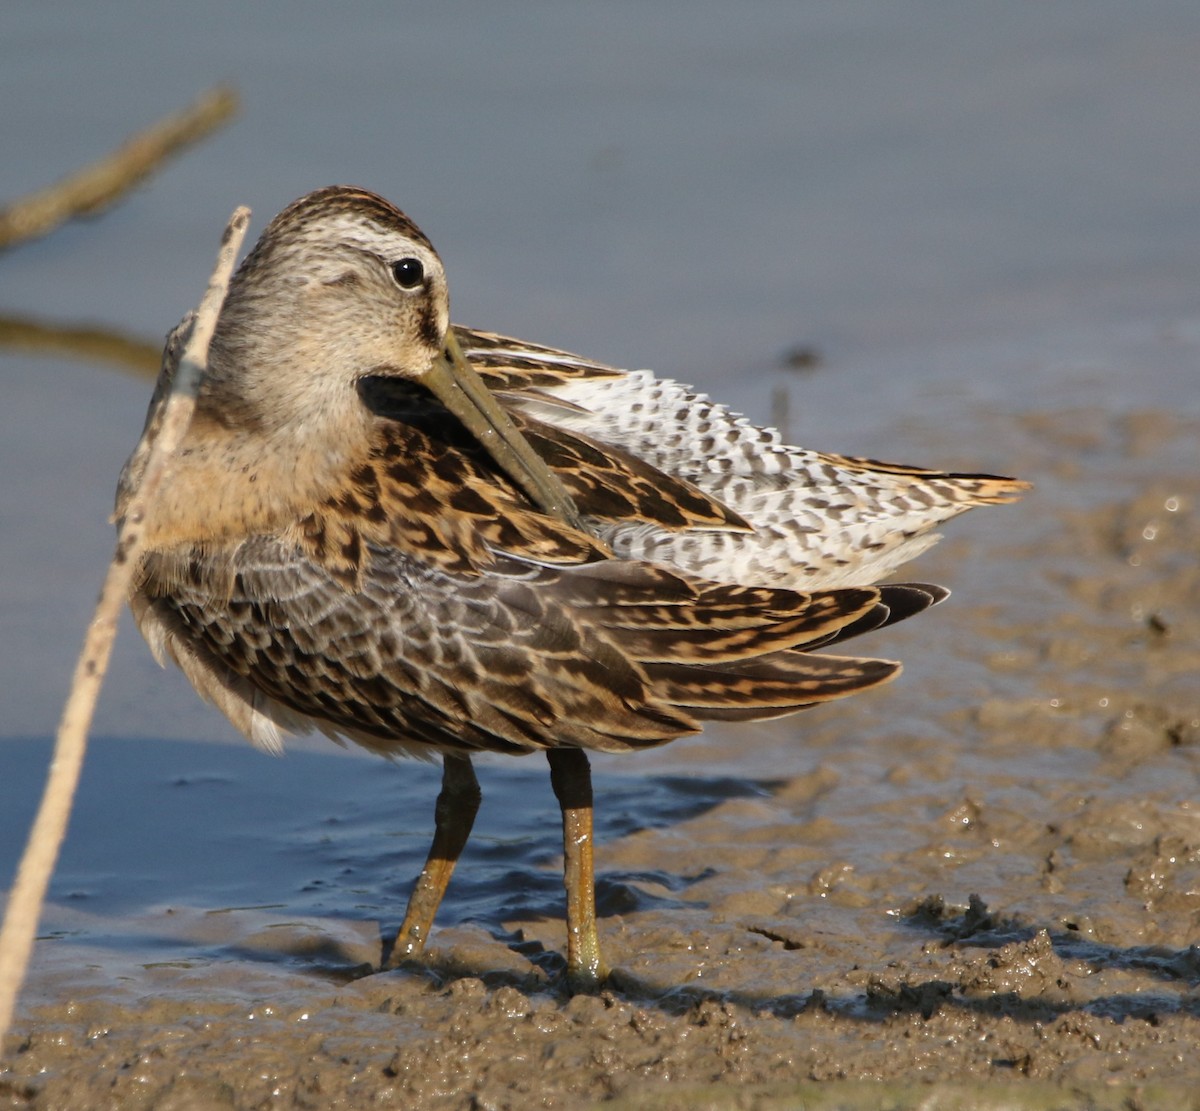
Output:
0 205 252 1051
0 312 161 378
0 86 239 252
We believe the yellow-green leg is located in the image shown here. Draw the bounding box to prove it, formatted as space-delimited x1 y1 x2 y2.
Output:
386 754 480 969
547 747 610 990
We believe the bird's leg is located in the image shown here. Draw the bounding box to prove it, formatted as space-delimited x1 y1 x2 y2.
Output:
386 753 480 969
547 747 610 990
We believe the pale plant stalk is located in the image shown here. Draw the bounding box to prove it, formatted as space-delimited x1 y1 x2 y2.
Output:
0 206 251 1050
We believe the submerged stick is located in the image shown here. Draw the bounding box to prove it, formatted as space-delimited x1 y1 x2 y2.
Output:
0 205 251 1050
0 86 239 252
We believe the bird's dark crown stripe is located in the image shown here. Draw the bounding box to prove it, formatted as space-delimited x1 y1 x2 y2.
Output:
275 186 435 253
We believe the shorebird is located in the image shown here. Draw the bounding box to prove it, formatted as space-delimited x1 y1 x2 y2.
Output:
117 186 1027 987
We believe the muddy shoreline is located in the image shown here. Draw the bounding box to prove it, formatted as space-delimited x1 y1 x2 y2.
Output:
3 405 1199 1109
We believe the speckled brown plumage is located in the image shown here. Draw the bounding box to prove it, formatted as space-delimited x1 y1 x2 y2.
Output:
118 185 1027 986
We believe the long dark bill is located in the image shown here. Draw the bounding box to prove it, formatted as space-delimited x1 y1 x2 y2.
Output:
420 328 587 533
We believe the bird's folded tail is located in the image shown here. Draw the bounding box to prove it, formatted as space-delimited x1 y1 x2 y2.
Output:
550 564 948 740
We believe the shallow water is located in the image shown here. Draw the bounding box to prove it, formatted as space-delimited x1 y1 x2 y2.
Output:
2 736 774 963
2 4 1200 1108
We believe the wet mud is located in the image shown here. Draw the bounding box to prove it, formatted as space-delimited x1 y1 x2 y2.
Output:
3 404 1199 1109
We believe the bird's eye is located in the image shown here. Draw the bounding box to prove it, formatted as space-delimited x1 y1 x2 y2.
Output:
390 257 425 289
